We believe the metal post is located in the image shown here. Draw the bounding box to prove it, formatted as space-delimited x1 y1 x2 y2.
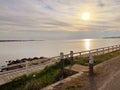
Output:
60 52 64 79
89 53 94 76
70 51 74 65
26 61 28 77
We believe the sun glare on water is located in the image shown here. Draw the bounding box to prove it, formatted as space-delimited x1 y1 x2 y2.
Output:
82 12 90 20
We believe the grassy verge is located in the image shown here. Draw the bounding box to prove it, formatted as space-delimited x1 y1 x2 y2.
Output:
74 50 120 66
0 59 70 90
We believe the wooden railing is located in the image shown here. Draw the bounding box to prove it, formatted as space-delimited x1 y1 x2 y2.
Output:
0 44 120 74
0 44 120 85
62 44 120 58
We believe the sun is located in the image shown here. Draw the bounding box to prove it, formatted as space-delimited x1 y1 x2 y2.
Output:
81 12 90 20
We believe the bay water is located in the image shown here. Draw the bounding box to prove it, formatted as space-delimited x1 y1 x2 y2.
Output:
0 39 120 67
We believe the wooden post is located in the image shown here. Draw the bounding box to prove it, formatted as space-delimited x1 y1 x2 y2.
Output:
103 48 104 54
60 52 64 79
110 46 112 52
26 61 28 77
97 49 98 55
89 51 91 56
118 45 119 50
112 46 114 52
89 53 94 76
70 51 74 65
117 45 118 50
79 52 81 57
108 47 110 53
117 45 119 50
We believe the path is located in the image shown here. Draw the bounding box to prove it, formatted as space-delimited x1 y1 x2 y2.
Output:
0 59 58 85
99 70 120 90
88 55 120 90
51 55 120 90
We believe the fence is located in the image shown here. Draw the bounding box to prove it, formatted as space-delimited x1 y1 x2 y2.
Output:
62 44 120 58
0 44 120 85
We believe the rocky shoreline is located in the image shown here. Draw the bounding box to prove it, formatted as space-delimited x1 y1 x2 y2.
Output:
0 56 47 72
6 56 46 65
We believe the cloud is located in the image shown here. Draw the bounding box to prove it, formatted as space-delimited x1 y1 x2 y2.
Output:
0 0 120 39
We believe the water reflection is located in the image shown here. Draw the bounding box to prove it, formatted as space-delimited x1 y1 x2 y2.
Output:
1 39 120 67
84 39 91 50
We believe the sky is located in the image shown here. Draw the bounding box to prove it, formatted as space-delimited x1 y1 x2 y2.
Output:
0 0 120 40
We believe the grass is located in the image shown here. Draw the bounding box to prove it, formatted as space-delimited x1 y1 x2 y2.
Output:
0 59 70 90
74 50 120 66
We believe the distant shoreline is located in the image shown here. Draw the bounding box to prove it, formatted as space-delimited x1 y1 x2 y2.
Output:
0 40 44 42
103 37 120 39
0 38 120 42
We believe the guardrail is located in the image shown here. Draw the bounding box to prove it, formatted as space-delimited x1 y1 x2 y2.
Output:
0 44 120 85
0 44 120 73
62 44 120 58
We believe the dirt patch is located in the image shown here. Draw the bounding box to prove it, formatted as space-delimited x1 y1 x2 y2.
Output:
53 72 90 90
93 56 120 89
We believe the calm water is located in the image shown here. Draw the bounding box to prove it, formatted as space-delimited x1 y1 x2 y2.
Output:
0 39 120 67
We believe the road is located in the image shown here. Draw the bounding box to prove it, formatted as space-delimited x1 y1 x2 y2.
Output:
0 59 58 85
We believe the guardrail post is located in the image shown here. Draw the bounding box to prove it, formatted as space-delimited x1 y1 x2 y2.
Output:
26 61 28 77
97 49 98 55
116 45 118 50
70 51 74 65
60 52 64 79
117 45 119 50
108 47 110 53
115 45 117 51
89 53 94 76
112 46 114 52
79 52 81 57
103 48 104 54
89 51 91 56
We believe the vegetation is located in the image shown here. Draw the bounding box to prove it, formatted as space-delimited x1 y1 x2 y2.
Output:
0 59 70 90
1 50 120 90
74 50 120 66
